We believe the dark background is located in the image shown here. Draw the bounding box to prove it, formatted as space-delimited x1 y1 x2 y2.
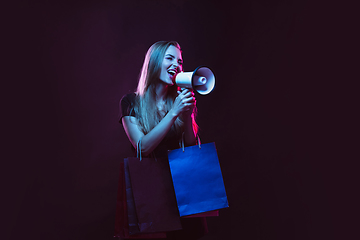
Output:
4 0 359 240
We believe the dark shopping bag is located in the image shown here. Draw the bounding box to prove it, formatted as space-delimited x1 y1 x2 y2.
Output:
168 142 229 217
123 159 141 235
126 157 182 233
114 161 167 239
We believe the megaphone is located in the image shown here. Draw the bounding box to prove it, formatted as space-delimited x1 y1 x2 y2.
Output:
175 66 215 95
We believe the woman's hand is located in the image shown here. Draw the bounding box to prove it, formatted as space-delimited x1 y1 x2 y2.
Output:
174 89 197 146
171 88 196 118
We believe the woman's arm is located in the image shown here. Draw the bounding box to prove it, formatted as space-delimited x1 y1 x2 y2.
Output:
122 111 177 156
122 89 196 156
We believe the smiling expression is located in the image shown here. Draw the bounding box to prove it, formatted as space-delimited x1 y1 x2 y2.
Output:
159 45 183 85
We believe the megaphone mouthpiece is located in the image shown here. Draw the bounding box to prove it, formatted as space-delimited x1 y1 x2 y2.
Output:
193 76 207 86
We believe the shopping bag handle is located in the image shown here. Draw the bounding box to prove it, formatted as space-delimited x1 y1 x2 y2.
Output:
136 137 158 161
137 137 143 161
181 133 201 152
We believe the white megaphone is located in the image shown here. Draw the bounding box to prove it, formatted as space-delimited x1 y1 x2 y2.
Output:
175 66 215 95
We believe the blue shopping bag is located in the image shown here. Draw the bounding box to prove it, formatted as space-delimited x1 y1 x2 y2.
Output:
168 142 229 217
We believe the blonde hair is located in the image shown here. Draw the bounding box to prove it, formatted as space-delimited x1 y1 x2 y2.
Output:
134 41 198 137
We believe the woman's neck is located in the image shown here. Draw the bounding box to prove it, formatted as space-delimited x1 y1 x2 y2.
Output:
155 82 168 102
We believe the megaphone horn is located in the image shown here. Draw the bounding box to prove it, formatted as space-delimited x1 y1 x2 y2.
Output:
175 66 215 95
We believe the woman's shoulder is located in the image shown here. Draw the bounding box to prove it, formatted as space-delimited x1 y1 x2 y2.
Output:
119 93 136 107
120 92 136 103
119 92 137 123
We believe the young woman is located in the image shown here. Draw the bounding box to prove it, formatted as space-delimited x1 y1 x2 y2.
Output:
119 41 207 239
120 41 198 157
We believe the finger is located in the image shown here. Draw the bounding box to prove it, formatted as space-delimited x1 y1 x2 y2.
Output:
181 88 191 95
186 88 194 95
181 98 193 105
184 96 196 103
182 91 194 98
186 102 196 109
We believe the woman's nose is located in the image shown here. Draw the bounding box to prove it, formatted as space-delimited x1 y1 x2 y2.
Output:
173 61 181 69
172 62 178 68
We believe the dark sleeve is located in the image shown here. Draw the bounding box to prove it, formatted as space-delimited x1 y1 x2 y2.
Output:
119 93 136 124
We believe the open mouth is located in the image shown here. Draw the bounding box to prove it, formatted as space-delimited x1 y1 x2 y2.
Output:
167 69 177 79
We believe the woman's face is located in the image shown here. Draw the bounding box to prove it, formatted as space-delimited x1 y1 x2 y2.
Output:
159 45 183 85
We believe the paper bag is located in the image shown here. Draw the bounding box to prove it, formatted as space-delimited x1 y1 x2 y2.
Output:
168 142 229 217
126 157 182 233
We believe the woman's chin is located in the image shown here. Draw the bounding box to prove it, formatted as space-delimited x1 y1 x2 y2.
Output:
160 78 175 86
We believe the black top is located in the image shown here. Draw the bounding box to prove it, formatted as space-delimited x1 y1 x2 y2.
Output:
119 92 137 121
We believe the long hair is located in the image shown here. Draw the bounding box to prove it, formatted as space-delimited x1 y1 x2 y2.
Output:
134 41 198 138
